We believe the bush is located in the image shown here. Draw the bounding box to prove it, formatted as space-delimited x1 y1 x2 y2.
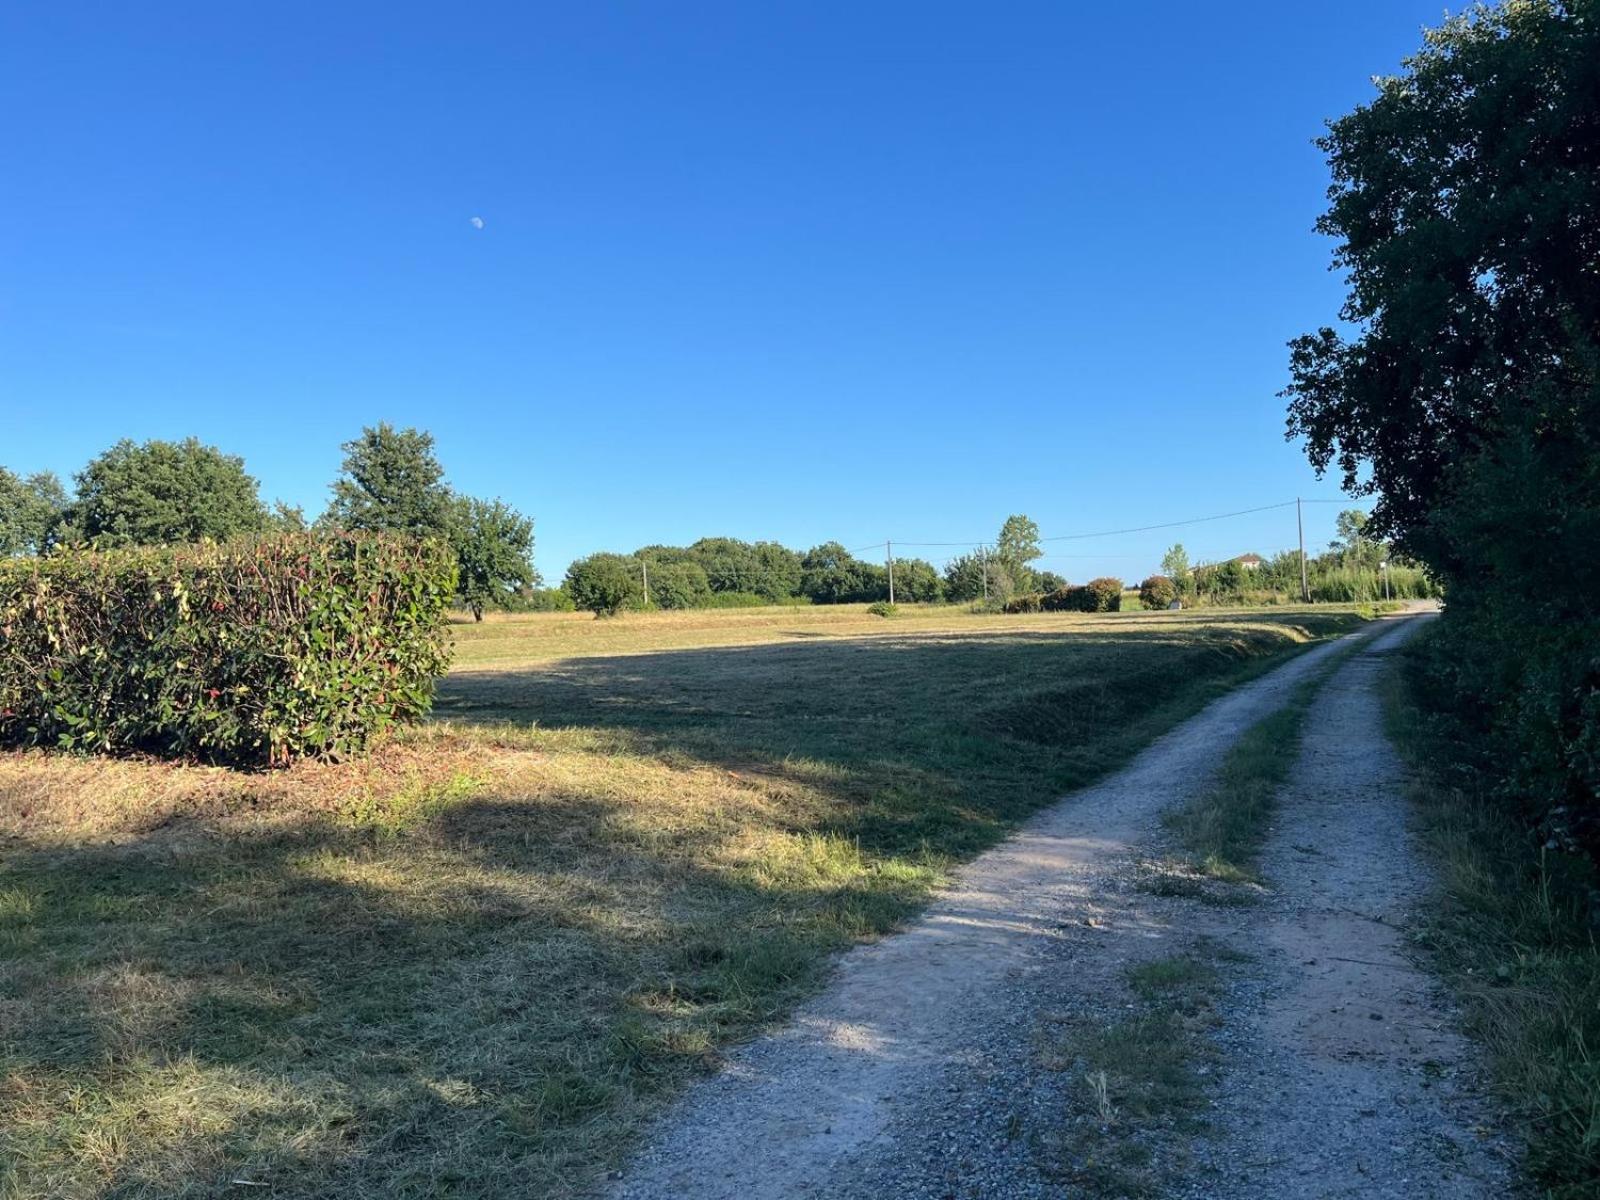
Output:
1040 586 1083 612
1139 575 1177 611
565 553 640 616
866 601 898 618
1003 593 1043 614
646 560 712 610
699 590 773 609
1084 577 1123 612
504 586 575 612
0 533 456 765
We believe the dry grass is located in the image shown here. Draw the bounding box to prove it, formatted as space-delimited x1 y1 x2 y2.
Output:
1 603 1372 1198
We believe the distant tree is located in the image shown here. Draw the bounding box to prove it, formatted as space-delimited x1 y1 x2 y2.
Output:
1160 543 1190 580
890 557 943 603
266 500 308 532
944 551 1011 602
450 496 536 620
799 542 884 603
325 423 451 538
565 553 639 617
750 541 803 601
647 560 712 609
996 514 1042 579
943 553 987 602
0 468 68 555
68 438 267 547
1036 570 1068 594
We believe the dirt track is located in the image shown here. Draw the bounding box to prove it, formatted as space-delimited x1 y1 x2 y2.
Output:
611 611 1512 1198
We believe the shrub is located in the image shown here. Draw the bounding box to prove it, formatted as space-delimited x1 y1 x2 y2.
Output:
1139 575 1177 611
565 553 640 616
866 601 898 618
1003 593 1043 614
1085 577 1124 612
504 586 575 612
700 590 772 609
646 560 712 610
1040 585 1083 613
0 533 456 765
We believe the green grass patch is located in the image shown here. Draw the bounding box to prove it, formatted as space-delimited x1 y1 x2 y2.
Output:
1384 630 1600 1198
1160 643 1360 884
0 606 1379 1198
1044 951 1223 1197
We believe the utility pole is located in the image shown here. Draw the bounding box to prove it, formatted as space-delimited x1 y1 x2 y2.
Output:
1297 497 1309 603
641 558 650 608
980 545 989 602
886 540 895 605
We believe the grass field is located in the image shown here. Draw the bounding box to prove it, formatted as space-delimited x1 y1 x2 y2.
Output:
1 603 1375 1198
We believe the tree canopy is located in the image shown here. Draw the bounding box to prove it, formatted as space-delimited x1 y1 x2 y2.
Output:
68 439 267 548
450 496 537 620
325 423 452 539
0 469 68 555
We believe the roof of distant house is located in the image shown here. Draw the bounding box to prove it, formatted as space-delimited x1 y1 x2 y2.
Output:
1234 553 1264 565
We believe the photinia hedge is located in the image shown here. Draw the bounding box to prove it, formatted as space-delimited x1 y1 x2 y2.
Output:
0 532 456 765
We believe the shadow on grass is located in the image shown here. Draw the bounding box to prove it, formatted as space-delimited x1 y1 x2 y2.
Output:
0 612 1364 1198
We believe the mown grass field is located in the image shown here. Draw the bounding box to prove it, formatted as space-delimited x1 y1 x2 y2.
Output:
2 603 1374 1198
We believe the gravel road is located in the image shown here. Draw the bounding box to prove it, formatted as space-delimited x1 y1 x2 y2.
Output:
610 610 1514 1199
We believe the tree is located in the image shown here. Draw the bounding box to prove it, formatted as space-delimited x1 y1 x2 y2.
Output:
0 468 68 555
647 560 712 609
450 496 537 620
68 438 267 547
996 515 1042 580
799 542 882 604
1283 2 1600 845
889 557 943 603
325 423 451 538
565 553 639 617
1160 543 1190 581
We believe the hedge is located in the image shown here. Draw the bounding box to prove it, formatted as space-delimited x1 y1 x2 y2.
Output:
0 533 457 765
1039 579 1124 613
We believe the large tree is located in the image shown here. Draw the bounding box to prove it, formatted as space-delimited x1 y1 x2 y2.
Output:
449 496 537 620
1283 0 1600 846
325 423 452 538
995 514 1042 579
68 438 267 547
0 468 68 555
1283 1 1599 558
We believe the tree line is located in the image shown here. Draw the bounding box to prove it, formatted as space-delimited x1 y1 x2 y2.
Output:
0 424 535 620
560 514 1072 615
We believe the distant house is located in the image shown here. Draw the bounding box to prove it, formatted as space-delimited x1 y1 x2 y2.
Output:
1232 553 1264 571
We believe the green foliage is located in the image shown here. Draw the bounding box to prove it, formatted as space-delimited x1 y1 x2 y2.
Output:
325 423 452 539
66 438 267 548
0 468 68 555
889 557 943 603
1139 575 1177 611
1085 577 1123 612
865 601 898 618
942 553 986 602
799 542 886 604
565 553 640 616
1036 570 1068 593
1286 1 1598 846
449 496 536 620
647 560 712 610
1160 543 1190 582
1003 593 1043 614
0 533 455 764
995 514 1042 577
503 586 575 613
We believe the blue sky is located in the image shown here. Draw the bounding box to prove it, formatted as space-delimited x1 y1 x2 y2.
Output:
1 2 1448 579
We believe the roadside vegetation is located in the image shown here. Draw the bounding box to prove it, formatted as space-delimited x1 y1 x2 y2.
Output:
1387 631 1600 1197
1043 947 1236 1197
0 605 1375 1198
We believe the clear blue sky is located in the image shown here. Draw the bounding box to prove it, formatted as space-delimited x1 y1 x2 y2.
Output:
1 2 1448 579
